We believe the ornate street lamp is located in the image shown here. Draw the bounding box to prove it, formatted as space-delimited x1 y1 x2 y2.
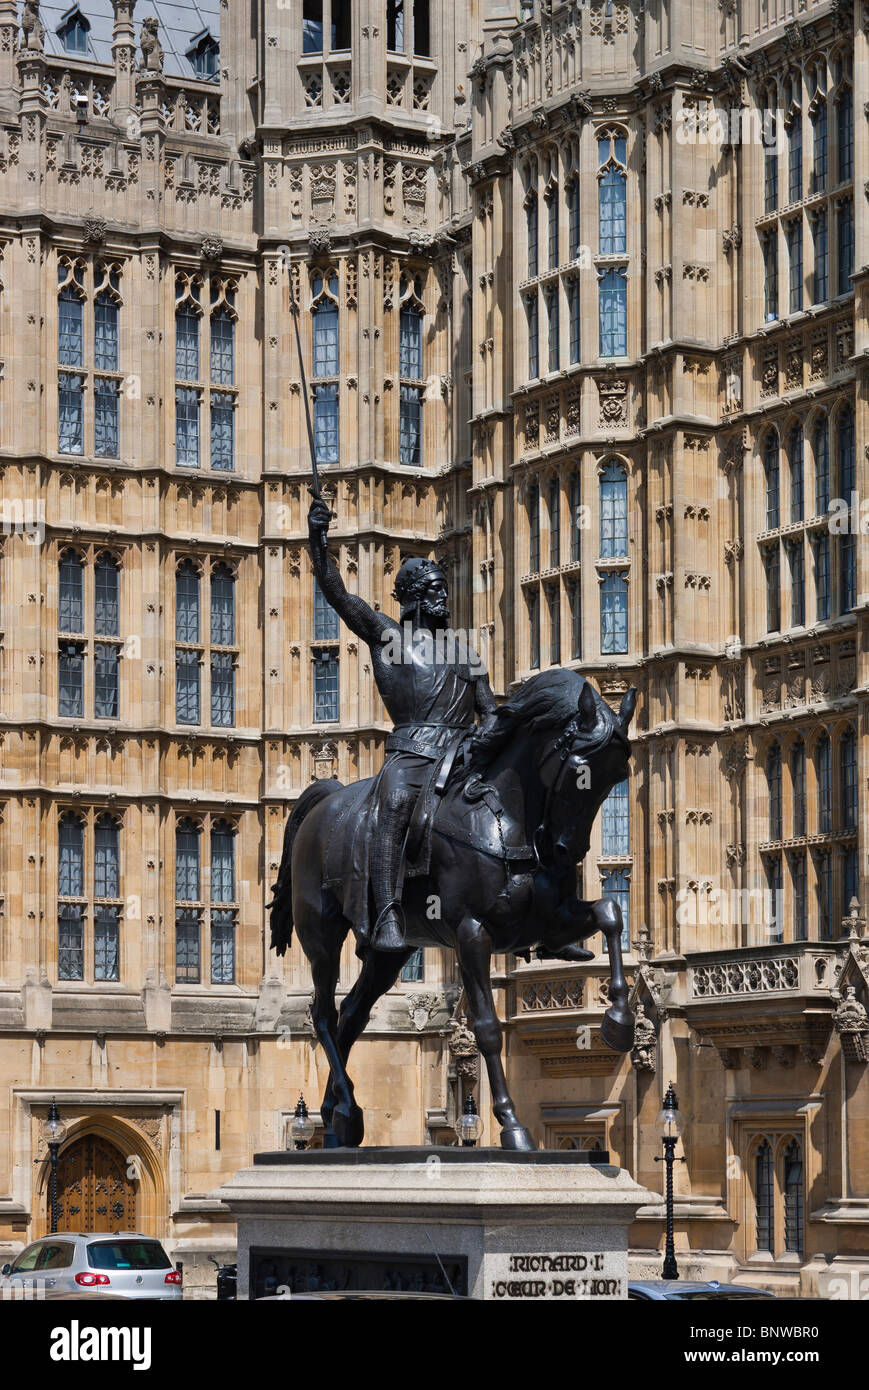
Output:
454 1092 483 1147
40 1099 67 1235
288 1094 315 1151
654 1082 686 1281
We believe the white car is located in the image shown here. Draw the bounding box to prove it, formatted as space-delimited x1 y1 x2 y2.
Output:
0 1233 182 1300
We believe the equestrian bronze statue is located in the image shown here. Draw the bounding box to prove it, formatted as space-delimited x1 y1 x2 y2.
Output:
269 498 636 1151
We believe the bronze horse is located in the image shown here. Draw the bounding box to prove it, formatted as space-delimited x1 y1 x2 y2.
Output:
270 668 636 1151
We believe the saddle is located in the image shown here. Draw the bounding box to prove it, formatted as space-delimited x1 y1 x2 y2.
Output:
403 735 466 875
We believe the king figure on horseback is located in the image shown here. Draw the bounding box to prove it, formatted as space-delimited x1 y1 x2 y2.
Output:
308 495 497 955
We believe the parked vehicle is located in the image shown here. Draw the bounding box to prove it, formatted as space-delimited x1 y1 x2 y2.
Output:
628 1279 777 1301
0 1233 183 1301
209 1257 237 1301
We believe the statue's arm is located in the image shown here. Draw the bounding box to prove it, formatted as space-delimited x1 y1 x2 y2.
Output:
473 673 499 722
308 499 394 645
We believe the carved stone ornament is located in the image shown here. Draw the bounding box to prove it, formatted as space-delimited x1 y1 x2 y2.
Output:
200 235 223 262
630 1002 657 1072
834 986 869 1063
448 1013 479 1082
138 15 163 72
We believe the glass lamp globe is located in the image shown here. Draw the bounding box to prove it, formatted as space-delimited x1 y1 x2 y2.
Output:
41 1101 67 1148
288 1095 315 1150
654 1084 684 1141
455 1093 483 1147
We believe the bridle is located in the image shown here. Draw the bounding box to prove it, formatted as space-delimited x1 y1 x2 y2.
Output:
532 714 628 868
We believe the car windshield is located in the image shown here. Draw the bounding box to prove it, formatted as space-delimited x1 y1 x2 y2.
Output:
87 1241 171 1271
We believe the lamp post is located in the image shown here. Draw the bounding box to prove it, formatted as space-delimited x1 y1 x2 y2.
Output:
654 1082 685 1281
288 1094 315 1151
40 1100 67 1235
454 1092 483 1147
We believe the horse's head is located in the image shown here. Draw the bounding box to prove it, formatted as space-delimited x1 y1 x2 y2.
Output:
468 669 635 873
537 678 635 872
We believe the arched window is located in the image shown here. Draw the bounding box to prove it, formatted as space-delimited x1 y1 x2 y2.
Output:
567 176 580 259
788 425 803 522
597 131 627 254
791 852 808 940
94 290 119 373
399 277 424 465
837 404 855 496
210 564 235 647
94 553 120 637
837 198 854 295
546 177 559 269
210 820 236 903
810 71 828 192
763 433 780 529
176 561 200 644
94 814 120 900
602 779 629 855
762 96 778 212
58 10 89 54
526 292 539 378
783 1139 804 1254
816 733 831 833
600 573 628 655
599 266 627 357
767 744 782 840
838 405 856 612
569 471 582 562
602 868 630 949
175 819 201 902
599 460 627 558
785 80 802 203
527 589 540 670
175 277 201 381
311 272 339 464
58 813 85 981
812 207 828 302
835 78 853 182
762 228 778 321
525 182 538 278
59 814 84 898
528 482 540 572
545 283 559 372
791 740 806 836
210 284 235 386
314 577 339 641
548 477 560 568
188 33 219 80
754 1139 774 1254
840 728 857 830
175 818 202 982
59 550 84 633
813 415 829 513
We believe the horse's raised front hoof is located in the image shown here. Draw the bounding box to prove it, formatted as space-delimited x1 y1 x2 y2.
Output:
332 1102 365 1148
600 1008 634 1054
500 1125 537 1152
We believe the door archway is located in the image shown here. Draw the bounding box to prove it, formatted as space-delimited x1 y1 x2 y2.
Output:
51 1133 138 1233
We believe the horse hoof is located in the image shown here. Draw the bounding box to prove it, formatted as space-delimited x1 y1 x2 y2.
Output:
601 1009 634 1054
332 1103 364 1148
500 1125 537 1152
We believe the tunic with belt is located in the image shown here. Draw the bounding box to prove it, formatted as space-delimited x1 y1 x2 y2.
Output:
338 629 482 946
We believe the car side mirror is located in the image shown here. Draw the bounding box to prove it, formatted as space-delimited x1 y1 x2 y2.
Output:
1 1264 11 1276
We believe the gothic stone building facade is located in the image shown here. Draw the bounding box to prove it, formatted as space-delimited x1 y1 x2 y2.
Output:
0 0 867 1297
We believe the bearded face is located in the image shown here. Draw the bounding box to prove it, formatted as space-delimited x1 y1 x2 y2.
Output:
417 572 450 624
397 567 450 626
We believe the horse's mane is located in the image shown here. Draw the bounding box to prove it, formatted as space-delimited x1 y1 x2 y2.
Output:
469 669 623 770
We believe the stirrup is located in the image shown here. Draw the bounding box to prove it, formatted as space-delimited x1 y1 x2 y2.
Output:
371 903 407 953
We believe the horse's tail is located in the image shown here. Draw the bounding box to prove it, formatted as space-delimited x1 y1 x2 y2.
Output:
268 778 342 957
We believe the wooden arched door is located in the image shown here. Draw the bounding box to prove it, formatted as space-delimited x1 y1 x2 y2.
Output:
52 1134 138 1233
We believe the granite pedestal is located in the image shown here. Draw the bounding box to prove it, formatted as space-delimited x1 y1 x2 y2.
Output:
218 1148 655 1301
